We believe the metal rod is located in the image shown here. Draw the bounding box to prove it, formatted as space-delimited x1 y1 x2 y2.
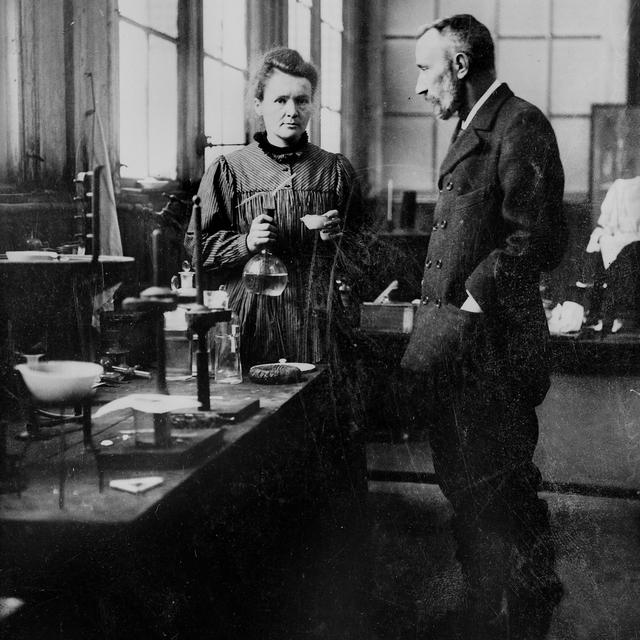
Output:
192 196 204 306
155 316 168 395
59 417 66 509
91 166 103 262
152 228 161 288
196 332 210 411
82 400 93 451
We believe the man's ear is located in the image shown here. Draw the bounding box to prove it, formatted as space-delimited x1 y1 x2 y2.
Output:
254 97 263 117
454 52 469 79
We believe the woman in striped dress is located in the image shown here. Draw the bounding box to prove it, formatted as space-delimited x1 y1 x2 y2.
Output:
185 48 370 371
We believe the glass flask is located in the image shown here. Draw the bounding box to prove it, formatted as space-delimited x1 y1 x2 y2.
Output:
242 249 288 296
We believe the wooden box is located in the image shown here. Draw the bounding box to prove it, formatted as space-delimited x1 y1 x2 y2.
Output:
359 302 416 333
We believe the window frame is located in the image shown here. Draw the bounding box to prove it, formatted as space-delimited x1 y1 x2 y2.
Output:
117 0 251 188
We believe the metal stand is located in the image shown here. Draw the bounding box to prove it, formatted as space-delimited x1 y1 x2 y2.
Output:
185 197 230 410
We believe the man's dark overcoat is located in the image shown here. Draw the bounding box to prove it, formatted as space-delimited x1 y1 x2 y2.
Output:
402 82 567 408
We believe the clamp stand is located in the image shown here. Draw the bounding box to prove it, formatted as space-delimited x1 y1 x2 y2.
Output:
186 196 230 410
121 229 179 448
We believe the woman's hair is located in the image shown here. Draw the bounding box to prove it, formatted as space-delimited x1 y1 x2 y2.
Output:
251 47 319 100
417 14 495 75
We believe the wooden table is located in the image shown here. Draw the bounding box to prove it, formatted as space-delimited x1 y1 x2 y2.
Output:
0 368 361 637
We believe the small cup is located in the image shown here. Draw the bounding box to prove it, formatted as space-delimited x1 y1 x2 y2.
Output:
179 271 194 289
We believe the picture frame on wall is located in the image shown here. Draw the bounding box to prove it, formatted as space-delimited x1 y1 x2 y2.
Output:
590 104 640 222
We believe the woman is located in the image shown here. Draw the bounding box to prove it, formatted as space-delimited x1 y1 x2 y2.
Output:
185 47 370 369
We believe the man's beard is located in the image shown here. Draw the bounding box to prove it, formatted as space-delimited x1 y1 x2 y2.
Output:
432 65 462 120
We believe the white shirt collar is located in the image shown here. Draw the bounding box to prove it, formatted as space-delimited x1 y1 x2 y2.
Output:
461 79 501 130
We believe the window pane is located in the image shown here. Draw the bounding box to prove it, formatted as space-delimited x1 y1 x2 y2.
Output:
221 67 246 144
118 0 147 25
384 0 434 36
553 0 606 36
321 0 342 30
204 57 223 145
384 116 435 192
320 108 340 153
147 0 178 38
119 0 178 37
148 36 178 178
119 22 148 178
552 117 590 194
288 0 311 59
498 0 549 36
203 0 223 58
222 0 247 68
498 39 549 113
551 39 605 115
149 0 178 38
321 24 342 111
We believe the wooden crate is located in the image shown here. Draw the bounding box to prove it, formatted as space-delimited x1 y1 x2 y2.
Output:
359 302 416 333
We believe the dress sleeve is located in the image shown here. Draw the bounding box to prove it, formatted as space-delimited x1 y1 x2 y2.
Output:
184 156 252 270
464 108 567 312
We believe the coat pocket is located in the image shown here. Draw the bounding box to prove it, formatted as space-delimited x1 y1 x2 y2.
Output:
400 303 483 373
454 187 488 211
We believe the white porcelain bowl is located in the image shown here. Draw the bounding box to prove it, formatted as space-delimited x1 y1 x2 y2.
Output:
15 361 103 404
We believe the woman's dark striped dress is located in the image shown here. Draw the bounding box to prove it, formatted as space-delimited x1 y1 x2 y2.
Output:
186 136 369 368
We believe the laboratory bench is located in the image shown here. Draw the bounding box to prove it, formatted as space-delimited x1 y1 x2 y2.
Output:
0 368 365 638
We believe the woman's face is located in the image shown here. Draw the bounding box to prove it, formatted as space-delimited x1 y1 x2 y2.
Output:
255 69 314 147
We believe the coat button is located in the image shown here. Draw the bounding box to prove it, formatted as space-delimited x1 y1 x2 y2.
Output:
421 295 429 305
435 298 442 308
440 220 447 229
436 259 443 269
432 220 439 231
425 259 432 269
445 180 453 191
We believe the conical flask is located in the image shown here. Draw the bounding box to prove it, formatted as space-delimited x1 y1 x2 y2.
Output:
242 248 288 296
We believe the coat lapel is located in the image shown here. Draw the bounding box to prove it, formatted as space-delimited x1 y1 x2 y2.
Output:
437 83 514 183
438 128 482 184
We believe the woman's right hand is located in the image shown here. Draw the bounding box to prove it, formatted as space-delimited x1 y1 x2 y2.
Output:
246 214 277 253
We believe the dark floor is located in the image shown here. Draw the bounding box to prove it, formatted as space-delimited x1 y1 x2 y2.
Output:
364 371 640 639
365 481 640 640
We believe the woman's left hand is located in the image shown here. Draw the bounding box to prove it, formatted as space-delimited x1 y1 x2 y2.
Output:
320 209 343 241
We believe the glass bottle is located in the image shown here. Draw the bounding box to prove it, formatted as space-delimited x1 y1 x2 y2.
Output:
213 310 242 384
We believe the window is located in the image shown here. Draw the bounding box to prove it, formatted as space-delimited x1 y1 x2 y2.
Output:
320 0 343 153
118 0 179 180
288 0 313 60
117 0 344 183
202 0 248 167
288 0 343 153
117 0 248 182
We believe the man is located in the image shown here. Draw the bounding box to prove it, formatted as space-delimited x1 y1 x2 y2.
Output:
401 14 567 638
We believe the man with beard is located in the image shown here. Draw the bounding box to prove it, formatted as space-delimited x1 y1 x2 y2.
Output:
401 14 567 639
